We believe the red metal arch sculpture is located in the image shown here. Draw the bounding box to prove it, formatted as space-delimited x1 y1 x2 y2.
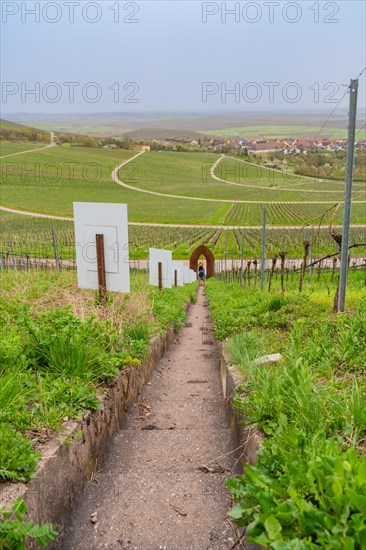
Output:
189 245 215 278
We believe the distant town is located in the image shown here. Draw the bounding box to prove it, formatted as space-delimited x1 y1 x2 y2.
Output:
162 136 366 155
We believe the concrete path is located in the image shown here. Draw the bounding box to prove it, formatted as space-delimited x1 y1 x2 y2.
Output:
64 288 241 550
0 131 56 159
4 206 364 230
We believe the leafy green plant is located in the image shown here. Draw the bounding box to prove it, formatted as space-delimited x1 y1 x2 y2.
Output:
0 271 194 483
206 278 366 548
228 424 366 549
0 497 58 549
0 425 40 482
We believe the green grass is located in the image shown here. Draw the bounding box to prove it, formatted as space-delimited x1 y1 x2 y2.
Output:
1 146 135 214
205 274 366 548
206 271 366 342
0 269 196 546
215 156 366 202
119 151 334 202
0 269 197 483
120 150 219 188
0 146 230 224
0 141 46 156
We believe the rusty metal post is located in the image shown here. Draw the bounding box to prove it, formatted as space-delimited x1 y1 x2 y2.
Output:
174 269 178 287
96 234 107 303
158 261 163 290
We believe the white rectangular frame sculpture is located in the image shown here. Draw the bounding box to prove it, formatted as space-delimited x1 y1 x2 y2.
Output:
73 202 130 293
172 261 184 286
149 248 173 288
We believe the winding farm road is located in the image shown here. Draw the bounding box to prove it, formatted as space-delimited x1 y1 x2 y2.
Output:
1 206 364 231
0 206 72 221
0 131 56 159
210 155 363 195
113 151 366 204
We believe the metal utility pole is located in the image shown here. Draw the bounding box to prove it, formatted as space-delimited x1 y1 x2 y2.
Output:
338 78 359 312
260 205 267 291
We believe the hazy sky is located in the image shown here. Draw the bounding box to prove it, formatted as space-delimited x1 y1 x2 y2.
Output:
1 0 365 113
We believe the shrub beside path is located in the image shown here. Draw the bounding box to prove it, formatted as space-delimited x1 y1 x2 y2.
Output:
64 287 242 550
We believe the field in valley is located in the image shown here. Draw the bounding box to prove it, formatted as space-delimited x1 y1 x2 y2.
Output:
0 145 228 224
1 135 365 260
204 125 349 139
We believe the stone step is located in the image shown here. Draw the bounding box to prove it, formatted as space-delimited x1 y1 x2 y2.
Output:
110 429 235 474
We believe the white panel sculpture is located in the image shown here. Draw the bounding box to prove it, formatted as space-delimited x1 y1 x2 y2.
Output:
73 202 130 293
183 266 191 285
149 248 173 288
172 261 184 286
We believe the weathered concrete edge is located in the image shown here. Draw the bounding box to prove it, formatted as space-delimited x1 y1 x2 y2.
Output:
219 345 263 550
219 345 263 468
0 302 191 549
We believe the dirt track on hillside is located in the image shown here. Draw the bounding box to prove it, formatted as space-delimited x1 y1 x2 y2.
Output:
64 287 247 550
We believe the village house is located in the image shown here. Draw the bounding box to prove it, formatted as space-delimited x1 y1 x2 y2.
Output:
250 140 282 152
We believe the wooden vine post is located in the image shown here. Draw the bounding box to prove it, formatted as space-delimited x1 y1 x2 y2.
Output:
299 240 310 293
240 232 244 287
268 255 278 293
279 251 286 295
253 258 258 287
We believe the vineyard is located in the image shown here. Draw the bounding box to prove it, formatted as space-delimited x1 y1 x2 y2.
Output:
1 145 365 227
1 210 365 265
223 201 366 225
215 156 366 195
1 119 365 550
1 140 365 267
